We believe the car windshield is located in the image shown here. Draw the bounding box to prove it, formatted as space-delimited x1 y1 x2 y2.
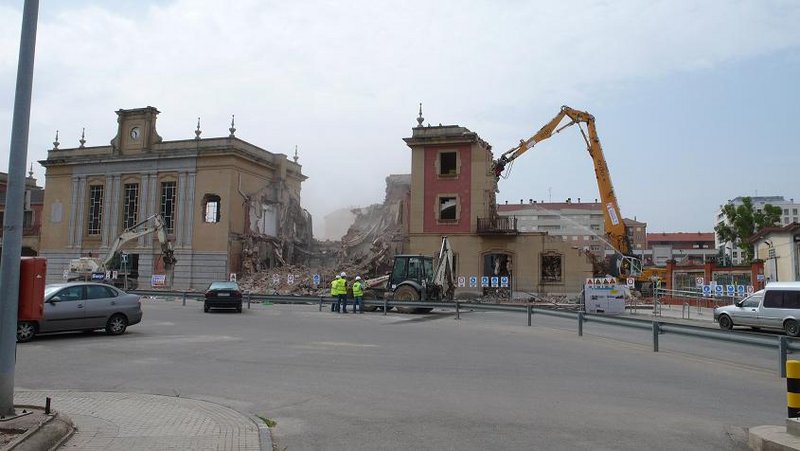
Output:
209 282 238 290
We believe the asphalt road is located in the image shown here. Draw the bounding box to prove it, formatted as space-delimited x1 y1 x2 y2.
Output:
15 300 786 450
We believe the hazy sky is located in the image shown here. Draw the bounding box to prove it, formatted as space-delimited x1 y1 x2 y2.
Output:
1 0 799 237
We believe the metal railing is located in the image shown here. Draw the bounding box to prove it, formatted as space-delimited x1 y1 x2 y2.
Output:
131 289 800 378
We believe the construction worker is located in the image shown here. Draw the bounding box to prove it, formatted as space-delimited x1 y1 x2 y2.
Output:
336 272 348 313
352 276 364 314
330 274 340 312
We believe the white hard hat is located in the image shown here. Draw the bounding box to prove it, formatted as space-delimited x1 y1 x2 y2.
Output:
340 272 347 277
355 276 361 280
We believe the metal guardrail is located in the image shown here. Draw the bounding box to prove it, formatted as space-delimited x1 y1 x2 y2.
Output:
132 289 800 378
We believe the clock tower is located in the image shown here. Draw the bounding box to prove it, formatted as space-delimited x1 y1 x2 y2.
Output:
110 106 163 154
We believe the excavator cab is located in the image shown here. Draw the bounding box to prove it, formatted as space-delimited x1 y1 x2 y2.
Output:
387 255 438 301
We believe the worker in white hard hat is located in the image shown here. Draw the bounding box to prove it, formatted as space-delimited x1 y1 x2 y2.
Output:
335 272 348 313
352 276 364 314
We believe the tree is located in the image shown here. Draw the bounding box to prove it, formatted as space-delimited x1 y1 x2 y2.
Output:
714 197 782 263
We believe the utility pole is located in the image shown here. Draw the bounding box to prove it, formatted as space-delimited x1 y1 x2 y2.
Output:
0 0 39 416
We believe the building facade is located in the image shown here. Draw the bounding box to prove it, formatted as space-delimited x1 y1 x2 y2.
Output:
646 232 716 267
751 223 800 282
0 170 44 256
404 119 592 296
39 107 310 289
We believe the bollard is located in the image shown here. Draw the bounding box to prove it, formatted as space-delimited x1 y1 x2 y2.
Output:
578 311 584 336
456 300 460 320
319 297 323 312
527 304 532 327
45 397 51 415
383 298 388 316
247 292 251 309
788 360 800 417
182 292 186 306
652 321 660 352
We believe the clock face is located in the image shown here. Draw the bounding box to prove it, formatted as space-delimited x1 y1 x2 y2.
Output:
130 127 141 140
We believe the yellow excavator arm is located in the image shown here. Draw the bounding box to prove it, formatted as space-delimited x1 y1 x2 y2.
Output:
493 106 640 276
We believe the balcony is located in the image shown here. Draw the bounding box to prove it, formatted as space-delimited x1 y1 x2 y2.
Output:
477 216 518 235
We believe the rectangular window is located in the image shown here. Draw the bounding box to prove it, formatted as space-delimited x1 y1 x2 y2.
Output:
785 217 791 224
590 224 600 231
538 225 561 231
785 209 790 215
439 196 457 221
123 183 139 229
794 208 798 215
160 181 177 233
541 253 562 283
87 185 104 235
439 152 457 176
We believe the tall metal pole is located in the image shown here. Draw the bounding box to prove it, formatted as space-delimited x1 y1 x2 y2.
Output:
0 0 39 416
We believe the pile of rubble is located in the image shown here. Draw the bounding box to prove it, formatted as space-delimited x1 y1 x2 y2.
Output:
236 263 371 296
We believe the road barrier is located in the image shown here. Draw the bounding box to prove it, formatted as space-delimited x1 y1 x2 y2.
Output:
132 289 800 378
788 360 800 417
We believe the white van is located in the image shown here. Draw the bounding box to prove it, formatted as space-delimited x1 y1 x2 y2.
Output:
713 282 800 336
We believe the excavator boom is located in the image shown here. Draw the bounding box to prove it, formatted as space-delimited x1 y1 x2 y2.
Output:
493 106 640 276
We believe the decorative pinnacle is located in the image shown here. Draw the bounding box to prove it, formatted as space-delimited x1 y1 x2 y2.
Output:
53 130 60 150
79 127 86 148
229 114 236 137
293 145 299 163
416 103 424 126
28 163 33 178
195 117 202 140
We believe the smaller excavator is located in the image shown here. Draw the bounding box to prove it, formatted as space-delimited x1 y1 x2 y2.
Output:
492 106 641 278
67 214 177 290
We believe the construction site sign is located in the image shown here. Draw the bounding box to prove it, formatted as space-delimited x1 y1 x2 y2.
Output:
288 274 295 285
313 274 320 286
457 276 466 287
151 274 166 288
500 277 509 288
481 276 489 287
491 277 499 287
272 274 280 286
469 276 478 288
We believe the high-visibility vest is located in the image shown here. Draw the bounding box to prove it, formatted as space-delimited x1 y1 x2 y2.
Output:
352 281 363 297
335 277 347 295
330 278 339 296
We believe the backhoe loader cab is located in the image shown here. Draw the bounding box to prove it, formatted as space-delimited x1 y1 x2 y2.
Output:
388 255 439 300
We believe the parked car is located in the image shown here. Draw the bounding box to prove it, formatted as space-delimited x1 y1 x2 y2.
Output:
204 281 243 313
16 282 142 342
714 282 800 336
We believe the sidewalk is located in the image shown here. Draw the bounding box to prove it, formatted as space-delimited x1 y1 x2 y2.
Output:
10 390 268 450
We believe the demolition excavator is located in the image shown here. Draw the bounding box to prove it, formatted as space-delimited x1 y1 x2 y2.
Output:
67 214 177 290
492 105 642 278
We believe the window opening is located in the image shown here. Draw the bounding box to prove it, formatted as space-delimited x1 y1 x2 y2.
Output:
541 252 562 283
203 194 221 223
439 152 457 176
439 196 457 221
160 181 177 233
123 183 139 229
88 185 104 235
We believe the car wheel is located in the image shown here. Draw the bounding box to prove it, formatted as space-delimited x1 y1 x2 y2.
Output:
717 314 733 330
236 306 242 313
204 305 210 313
16 321 36 343
106 314 128 336
785 319 800 337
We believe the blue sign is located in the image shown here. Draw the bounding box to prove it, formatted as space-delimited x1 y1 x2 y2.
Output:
726 285 735 295
714 285 723 296
480 276 489 287
313 274 320 286
500 276 509 288
491 277 499 287
91 272 105 281
469 276 478 288
737 285 745 294
702 285 712 296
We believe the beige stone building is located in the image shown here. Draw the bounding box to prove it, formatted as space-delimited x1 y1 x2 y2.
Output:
39 107 311 289
403 115 593 297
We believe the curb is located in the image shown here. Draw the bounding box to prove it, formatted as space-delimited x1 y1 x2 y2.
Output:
749 425 800 450
3 408 74 451
251 415 274 451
